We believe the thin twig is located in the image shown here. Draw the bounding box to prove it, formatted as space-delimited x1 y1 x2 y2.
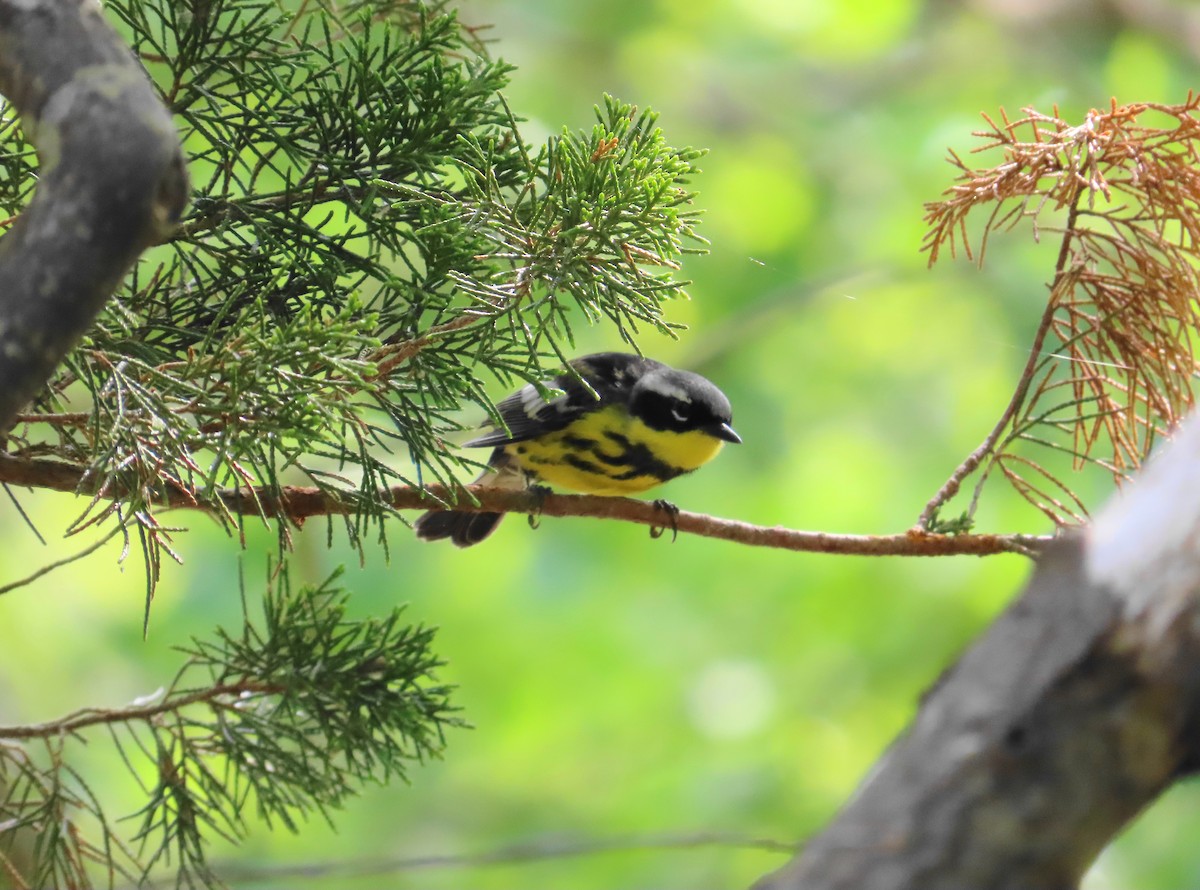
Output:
0 526 124 597
0 681 278 740
0 454 1048 558
917 193 1085 530
155 831 797 886
11 412 92 427
368 314 485 378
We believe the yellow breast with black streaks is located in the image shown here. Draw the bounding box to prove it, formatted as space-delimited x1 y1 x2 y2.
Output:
502 404 726 495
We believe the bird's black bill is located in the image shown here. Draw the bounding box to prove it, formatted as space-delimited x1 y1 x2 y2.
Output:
708 422 742 444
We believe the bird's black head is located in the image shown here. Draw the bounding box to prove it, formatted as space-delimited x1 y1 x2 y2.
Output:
628 367 741 443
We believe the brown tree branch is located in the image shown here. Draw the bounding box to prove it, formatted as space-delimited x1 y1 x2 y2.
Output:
0 681 279 741
0 454 1046 557
755 412 1200 890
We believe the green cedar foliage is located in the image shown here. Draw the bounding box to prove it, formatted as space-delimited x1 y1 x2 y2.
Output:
0 566 457 888
1 0 704 582
0 0 703 886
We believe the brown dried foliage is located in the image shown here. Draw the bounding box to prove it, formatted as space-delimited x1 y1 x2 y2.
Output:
922 97 1200 526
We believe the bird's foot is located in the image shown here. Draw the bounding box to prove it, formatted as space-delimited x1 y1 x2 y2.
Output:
649 499 680 542
526 484 553 530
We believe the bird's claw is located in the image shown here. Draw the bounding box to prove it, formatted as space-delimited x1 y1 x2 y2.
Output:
649 499 680 542
526 484 552 530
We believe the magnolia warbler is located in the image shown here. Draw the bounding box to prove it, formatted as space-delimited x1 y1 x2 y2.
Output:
414 352 741 547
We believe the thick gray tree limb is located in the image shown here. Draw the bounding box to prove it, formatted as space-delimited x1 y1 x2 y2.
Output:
0 0 187 431
755 417 1200 890
0 4 184 880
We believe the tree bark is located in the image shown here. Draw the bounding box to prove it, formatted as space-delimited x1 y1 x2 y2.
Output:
0 0 187 431
755 418 1200 889
0 6 183 883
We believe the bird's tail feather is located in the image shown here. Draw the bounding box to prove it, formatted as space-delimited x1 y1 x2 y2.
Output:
413 509 504 547
414 460 524 547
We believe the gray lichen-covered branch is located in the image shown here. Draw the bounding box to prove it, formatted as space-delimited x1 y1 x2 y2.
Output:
756 416 1200 889
0 0 186 431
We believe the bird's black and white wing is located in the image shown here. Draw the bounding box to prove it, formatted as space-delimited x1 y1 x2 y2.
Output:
464 353 660 448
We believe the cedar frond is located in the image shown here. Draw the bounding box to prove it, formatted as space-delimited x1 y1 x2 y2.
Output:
922 96 1200 527
0 1 704 591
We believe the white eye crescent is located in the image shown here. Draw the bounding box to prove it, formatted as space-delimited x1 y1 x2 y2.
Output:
671 406 690 423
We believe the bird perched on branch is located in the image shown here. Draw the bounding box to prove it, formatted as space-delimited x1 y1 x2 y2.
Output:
415 352 741 547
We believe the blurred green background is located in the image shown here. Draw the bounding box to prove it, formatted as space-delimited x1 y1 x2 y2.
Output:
3 0 1199 887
